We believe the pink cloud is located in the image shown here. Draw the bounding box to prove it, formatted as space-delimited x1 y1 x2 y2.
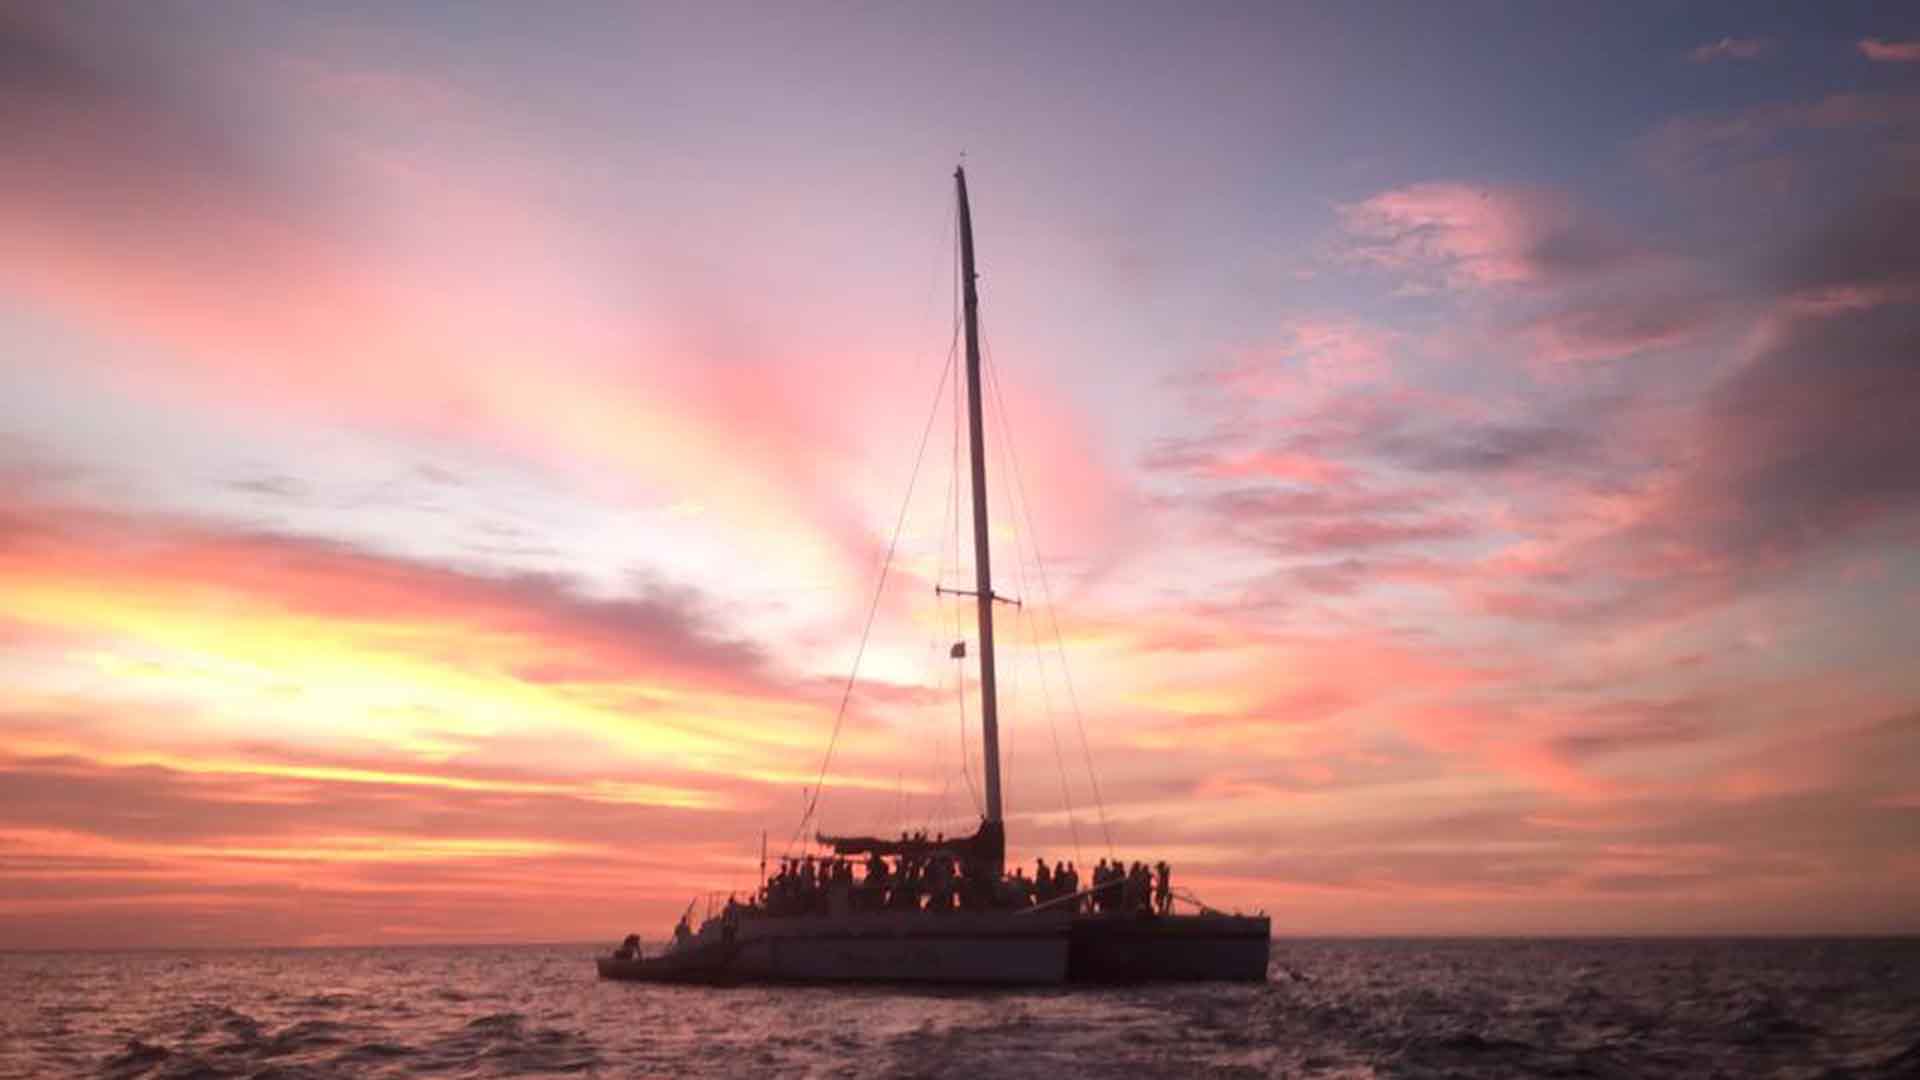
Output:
977 368 1136 569
1338 183 1642 289
1485 741 1625 799
1188 318 1399 410
1311 187 1920 633
0 52 1153 599
1519 292 1727 365
1182 480 1476 559
1859 38 1920 62
1195 450 1355 486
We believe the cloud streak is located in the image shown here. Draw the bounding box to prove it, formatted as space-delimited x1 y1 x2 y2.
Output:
1858 38 1920 63
1338 183 1645 289
1689 37 1773 63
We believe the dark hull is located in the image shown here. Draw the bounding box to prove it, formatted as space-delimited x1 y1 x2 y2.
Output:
1067 912 1270 982
596 910 1071 985
596 910 1269 985
595 938 742 984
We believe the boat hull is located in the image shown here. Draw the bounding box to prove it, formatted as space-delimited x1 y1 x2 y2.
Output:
1067 912 1271 982
596 950 731 983
597 910 1072 985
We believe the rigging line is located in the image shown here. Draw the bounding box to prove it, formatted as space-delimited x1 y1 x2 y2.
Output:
925 190 971 837
924 705 956 835
938 358 959 594
984 354 1041 834
803 192 963 852
902 618 948 837
920 350 961 835
786 327 960 859
946 191 976 821
986 392 1022 825
979 320 1114 856
950 292 965 636
955 649 981 816
897 633 942 836
950 192 967 645
1008 575 1081 862
916 203 967 840
970 316 1042 829
979 327 1082 864
1032 608 1084 864
996 394 1046 830
914 618 950 838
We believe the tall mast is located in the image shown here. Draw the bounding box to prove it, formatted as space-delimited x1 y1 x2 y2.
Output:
955 166 1005 836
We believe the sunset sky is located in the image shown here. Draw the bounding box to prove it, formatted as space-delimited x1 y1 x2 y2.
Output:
4 3 1919 947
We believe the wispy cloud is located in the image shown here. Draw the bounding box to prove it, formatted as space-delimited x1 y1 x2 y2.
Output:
1859 38 1920 63
1337 183 1645 289
1689 36 1774 63
1517 291 1729 365
1641 92 1920 183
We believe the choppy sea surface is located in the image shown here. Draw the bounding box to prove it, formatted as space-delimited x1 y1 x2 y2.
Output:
2 939 1916 1078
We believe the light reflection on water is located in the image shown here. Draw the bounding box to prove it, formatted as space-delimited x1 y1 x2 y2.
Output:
2 939 1917 1078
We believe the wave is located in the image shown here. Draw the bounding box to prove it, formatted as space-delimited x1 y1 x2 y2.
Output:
462 1011 526 1034
291 992 356 1009
175 1002 260 1042
101 1039 172 1079
259 1018 352 1056
1853 1037 1920 1078
1721 995 1822 1045
18 940 1913 1080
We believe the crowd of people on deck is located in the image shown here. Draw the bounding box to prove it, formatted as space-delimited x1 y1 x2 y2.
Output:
761 848 994 916
752 839 1174 917
1087 858 1174 916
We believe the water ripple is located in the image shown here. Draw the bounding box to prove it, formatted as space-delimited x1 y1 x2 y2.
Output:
0 940 1914 1078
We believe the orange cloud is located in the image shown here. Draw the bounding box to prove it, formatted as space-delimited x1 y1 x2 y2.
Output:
0 499 921 787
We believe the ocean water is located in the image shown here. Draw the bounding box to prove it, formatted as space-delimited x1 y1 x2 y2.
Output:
2 939 1916 1078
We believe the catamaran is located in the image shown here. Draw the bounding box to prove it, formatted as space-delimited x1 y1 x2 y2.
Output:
597 168 1269 985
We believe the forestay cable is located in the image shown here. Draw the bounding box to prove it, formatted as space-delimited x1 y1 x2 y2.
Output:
788 327 959 857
